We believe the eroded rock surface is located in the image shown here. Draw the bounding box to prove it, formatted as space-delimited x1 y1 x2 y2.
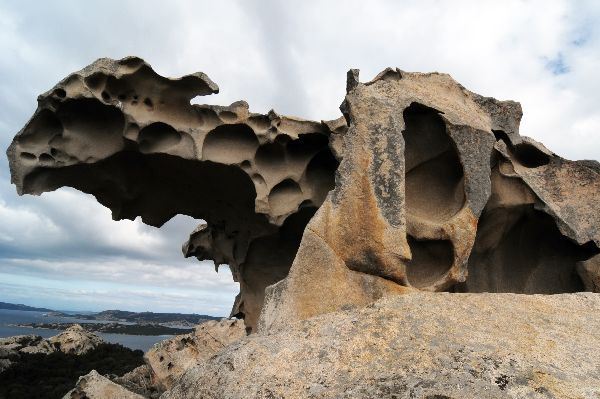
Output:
111 365 161 399
145 318 245 391
8 57 339 333
162 293 600 399
62 370 145 399
7 58 600 334
49 324 104 355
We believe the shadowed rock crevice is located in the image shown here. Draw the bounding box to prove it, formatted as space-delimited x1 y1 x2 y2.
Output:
402 103 466 224
462 205 589 293
406 236 454 289
22 152 261 228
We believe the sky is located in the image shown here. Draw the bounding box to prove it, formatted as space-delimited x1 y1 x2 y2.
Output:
0 0 599 314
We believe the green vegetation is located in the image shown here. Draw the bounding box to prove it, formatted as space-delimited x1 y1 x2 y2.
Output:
0 343 144 399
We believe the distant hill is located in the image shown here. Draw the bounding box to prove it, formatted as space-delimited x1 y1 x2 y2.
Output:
0 302 54 313
74 310 222 324
0 301 223 324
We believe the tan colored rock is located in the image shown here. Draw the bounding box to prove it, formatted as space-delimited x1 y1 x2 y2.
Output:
111 365 161 399
49 324 103 355
6 58 600 335
164 293 600 399
62 370 145 399
145 318 245 390
578 254 600 292
7 57 339 333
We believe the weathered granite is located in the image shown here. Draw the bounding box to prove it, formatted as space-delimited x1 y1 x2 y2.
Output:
145 318 245 391
163 293 600 399
62 370 145 399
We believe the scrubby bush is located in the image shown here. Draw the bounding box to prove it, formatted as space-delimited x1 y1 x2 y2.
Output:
0 343 144 399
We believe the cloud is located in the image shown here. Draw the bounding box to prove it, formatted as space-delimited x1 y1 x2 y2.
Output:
0 0 598 313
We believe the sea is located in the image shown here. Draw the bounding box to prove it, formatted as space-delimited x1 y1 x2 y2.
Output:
0 309 172 352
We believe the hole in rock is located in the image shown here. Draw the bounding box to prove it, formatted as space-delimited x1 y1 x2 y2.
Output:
406 236 454 289
20 152 36 161
240 160 251 169
17 109 63 148
248 115 271 131
84 72 106 90
512 143 550 168
202 124 259 164
460 206 591 293
255 142 286 175
286 133 330 160
306 149 338 204
268 179 304 217
219 111 238 122
55 99 125 159
241 206 317 332
54 88 66 98
118 57 144 69
402 103 465 223
137 122 181 153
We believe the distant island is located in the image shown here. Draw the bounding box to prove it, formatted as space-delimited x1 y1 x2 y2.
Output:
1 301 224 336
0 301 54 313
63 309 221 325
12 322 192 336
1 301 221 324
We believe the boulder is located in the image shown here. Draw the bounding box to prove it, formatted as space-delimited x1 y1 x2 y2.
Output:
49 324 103 355
62 370 145 399
145 318 245 390
111 365 161 399
162 292 600 399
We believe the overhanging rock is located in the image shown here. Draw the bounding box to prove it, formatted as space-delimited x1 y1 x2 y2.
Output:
7 58 600 334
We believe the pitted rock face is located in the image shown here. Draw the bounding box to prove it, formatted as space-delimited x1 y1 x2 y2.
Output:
7 57 339 333
7 58 600 333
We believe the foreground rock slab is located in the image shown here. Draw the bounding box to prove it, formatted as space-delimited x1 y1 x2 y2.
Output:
163 293 600 399
63 370 145 399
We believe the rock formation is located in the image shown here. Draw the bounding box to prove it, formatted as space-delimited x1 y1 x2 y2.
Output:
7 57 339 333
0 324 103 367
7 58 600 397
7 57 599 335
163 293 600 399
48 324 104 355
62 370 146 399
145 318 245 391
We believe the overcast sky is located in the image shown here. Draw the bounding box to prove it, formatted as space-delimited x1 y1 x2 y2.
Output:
0 0 598 314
